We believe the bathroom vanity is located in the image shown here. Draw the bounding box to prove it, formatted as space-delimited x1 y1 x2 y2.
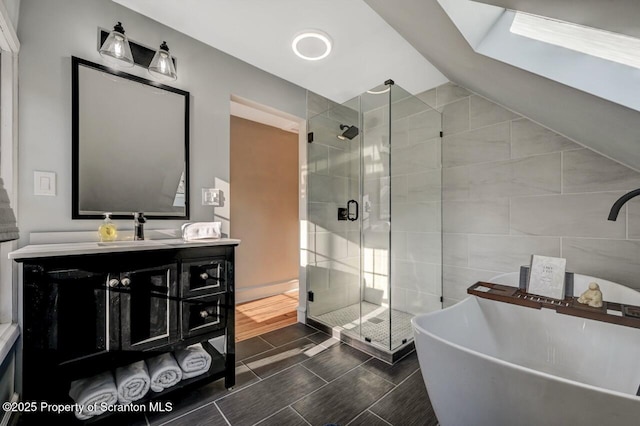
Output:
9 238 239 423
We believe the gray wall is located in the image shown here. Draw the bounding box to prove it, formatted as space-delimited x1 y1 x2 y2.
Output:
17 0 306 245
421 83 640 306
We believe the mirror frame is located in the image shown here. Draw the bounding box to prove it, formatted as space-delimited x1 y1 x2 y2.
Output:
71 56 190 220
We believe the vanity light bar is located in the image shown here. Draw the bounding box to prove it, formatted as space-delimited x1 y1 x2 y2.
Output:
98 29 177 71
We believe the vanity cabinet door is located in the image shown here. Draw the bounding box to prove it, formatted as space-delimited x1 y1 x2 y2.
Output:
181 257 226 298
23 265 109 363
116 263 179 351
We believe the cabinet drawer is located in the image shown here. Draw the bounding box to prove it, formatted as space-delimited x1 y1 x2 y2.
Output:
181 294 226 338
181 258 226 297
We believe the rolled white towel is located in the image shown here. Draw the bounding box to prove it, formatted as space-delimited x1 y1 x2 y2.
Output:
68 371 117 420
181 222 221 241
115 360 150 404
146 352 183 393
175 343 212 379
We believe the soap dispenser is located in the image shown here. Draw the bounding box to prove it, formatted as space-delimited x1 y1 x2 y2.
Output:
98 212 118 242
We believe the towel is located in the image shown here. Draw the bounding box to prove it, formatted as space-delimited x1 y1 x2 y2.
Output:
146 352 183 392
68 371 118 420
174 343 212 379
115 360 150 404
181 222 222 241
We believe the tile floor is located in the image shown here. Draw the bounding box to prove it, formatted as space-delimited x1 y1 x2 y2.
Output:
143 323 439 426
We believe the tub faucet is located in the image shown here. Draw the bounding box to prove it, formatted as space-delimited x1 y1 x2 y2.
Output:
134 212 146 240
608 188 640 221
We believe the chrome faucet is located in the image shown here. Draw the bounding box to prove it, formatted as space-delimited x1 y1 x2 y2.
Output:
134 212 146 240
608 188 640 221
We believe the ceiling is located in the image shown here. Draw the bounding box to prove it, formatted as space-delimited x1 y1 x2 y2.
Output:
112 0 447 103
365 0 640 171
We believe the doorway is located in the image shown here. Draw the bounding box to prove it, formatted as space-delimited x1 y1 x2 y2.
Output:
229 99 302 341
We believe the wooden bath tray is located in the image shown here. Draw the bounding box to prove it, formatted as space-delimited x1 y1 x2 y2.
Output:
468 282 640 329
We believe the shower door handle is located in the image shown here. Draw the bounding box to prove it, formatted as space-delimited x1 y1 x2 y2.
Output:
347 200 359 221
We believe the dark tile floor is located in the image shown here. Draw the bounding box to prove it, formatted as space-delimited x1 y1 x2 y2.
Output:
143 323 438 426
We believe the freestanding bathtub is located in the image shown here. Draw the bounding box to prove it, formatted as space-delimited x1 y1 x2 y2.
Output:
412 273 640 426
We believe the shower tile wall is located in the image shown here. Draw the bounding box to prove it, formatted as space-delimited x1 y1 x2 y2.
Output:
419 82 640 307
307 92 361 316
362 95 442 317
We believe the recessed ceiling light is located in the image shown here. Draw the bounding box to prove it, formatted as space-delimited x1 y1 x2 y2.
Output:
292 31 332 61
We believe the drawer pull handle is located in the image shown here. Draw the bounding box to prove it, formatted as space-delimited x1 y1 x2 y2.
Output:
108 278 120 288
121 277 131 287
200 272 209 280
200 310 209 318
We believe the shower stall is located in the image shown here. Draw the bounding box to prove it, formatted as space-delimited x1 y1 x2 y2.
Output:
305 81 442 361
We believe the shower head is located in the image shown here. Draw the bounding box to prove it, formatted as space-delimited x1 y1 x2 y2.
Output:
338 124 359 141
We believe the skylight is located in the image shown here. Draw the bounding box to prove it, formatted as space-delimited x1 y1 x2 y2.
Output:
510 12 640 69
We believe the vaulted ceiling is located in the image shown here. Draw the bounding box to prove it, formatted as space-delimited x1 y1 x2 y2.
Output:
365 0 640 171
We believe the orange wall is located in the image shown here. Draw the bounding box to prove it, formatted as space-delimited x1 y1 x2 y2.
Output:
230 116 299 290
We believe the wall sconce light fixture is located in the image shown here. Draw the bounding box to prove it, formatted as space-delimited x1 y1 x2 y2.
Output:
98 24 178 81
99 22 134 68
149 41 177 82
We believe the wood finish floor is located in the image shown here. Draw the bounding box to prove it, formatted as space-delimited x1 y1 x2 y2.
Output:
235 292 299 342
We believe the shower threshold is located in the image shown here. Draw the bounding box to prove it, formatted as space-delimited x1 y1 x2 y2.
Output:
307 302 416 364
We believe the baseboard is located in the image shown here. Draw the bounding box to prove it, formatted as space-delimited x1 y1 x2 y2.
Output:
235 279 298 304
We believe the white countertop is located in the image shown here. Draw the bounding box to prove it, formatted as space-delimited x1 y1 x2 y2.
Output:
8 238 241 260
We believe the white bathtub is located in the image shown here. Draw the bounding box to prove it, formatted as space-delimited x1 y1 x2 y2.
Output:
412 273 640 426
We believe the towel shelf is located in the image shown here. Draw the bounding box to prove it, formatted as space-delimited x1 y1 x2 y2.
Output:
13 242 238 424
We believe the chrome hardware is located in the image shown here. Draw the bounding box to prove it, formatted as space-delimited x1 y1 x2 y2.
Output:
121 277 131 287
200 272 209 280
108 278 120 288
200 310 209 318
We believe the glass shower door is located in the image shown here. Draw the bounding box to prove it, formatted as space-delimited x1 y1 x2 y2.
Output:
306 95 362 333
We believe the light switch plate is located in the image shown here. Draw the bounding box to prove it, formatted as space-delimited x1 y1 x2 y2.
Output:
202 188 222 207
34 171 56 196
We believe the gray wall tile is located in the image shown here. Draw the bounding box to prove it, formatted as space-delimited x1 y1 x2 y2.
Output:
415 88 437 109
563 148 640 193
443 233 468 267
442 166 469 200
471 153 561 199
511 118 579 158
308 143 329 175
406 232 441 264
307 91 329 117
437 82 471 107
443 265 500 301
391 95 433 121
394 202 441 233
468 235 561 272
511 192 627 238
563 238 640 290
469 95 518 129
441 97 469 135
391 259 439 294
628 199 640 239
443 199 510 234
393 138 440 173
442 122 510 167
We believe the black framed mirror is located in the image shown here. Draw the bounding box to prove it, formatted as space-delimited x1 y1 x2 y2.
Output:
72 56 190 219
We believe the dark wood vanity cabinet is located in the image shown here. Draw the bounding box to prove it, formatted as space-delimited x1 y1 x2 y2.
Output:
15 242 237 418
